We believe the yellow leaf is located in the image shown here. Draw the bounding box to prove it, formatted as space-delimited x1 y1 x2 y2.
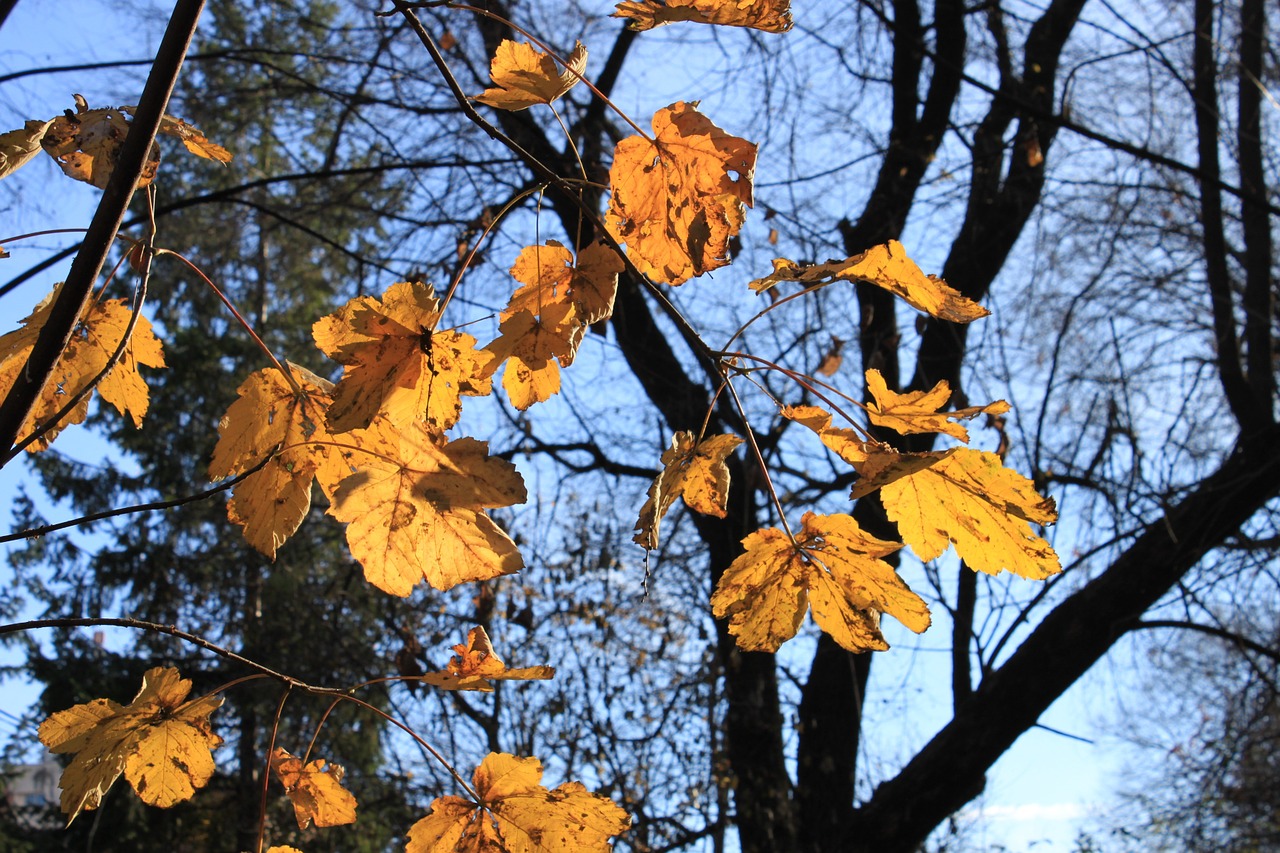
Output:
420 626 555 692
405 752 630 853
37 667 222 824
613 0 793 32
750 240 989 323
267 848 305 853
313 281 493 432
635 431 744 549
209 363 355 557
0 282 165 452
607 102 756 285
879 448 1060 579
504 240 621 326
327 422 526 595
710 512 929 653
864 369 1009 442
475 40 587 111
485 305 580 410
0 119 53 180
152 112 233 163
270 748 357 829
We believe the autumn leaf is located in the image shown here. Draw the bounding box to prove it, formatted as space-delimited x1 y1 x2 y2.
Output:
0 282 165 452
405 752 630 852
476 40 587 111
874 447 1060 579
607 102 756 285
327 422 526 595
635 431 744 549
313 280 493 432
710 512 930 653
864 369 1009 442
37 667 222 824
270 748 358 829
485 304 580 411
750 240 989 322
504 240 623 326
267 848 305 853
209 363 357 557
613 0 793 32
149 111 233 162
0 119 53 180
419 626 555 692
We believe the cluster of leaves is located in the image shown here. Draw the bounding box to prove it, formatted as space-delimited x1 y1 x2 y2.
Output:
0 0 1064 848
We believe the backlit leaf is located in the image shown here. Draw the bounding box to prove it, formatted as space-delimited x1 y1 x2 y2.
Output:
486 304 580 410
420 626 555 692
710 512 929 653
864 369 1009 442
270 748 358 829
877 448 1060 579
37 667 222 824
750 240 989 322
0 119 52 180
607 102 756 285
209 363 355 558
327 422 526 595
476 40 587 111
405 752 630 852
314 280 493 432
635 431 744 549
613 0 793 32
0 282 165 452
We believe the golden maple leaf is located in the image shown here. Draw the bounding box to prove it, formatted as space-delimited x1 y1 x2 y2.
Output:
634 431 744 549
0 282 165 452
419 626 555 692
270 748 358 829
405 752 630 852
864 369 1009 442
874 448 1060 579
607 102 756 285
711 511 930 653
476 40 587 111
750 240 989 323
313 280 493 432
0 119 53 180
503 240 624 326
209 363 357 558
327 422 526 596
37 667 223 824
485 304 580 411
613 0 793 32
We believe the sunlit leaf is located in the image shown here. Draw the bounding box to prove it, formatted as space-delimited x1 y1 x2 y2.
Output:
0 119 53 180
270 748 358 829
476 40 587 111
405 753 630 852
607 102 756 285
864 369 1009 442
710 511 929 653
750 240 988 322
420 626 555 692
37 667 222 824
635 431 743 549
614 0 792 32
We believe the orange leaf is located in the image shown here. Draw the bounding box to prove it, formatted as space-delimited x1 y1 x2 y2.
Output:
864 369 1009 442
504 240 623 326
37 667 222 824
405 753 630 852
877 448 1060 579
710 512 929 653
270 748 358 829
40 100 160 189
613 0 792 32
475 40 587 111
635 431 744 549
420 626 555 692
750 240 989 323
607 102 756 285
0 282 165 452
313 280 493 432
327 422 526 595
